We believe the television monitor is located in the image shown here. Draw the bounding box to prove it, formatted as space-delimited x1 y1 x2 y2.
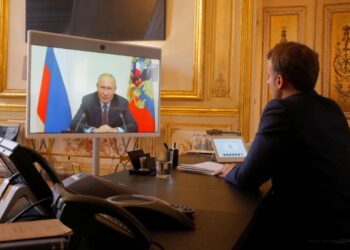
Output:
26 30 161 139
25 0 165 41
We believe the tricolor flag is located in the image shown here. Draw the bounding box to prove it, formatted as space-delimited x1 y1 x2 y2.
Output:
128 57 155 132
37 47 72 133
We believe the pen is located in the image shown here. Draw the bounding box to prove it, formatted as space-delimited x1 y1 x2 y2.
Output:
164 143 169 150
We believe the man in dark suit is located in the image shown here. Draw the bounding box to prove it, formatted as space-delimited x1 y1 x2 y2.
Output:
70 73 137 133
215 42 350 249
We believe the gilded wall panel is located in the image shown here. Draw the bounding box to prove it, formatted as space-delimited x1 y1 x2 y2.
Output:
323 4 350 115
0 0 26 101
0 0 8 93
261 6 306 109
239 0 254 141
161 0 205 100
1 0 205 103
208 0 233 100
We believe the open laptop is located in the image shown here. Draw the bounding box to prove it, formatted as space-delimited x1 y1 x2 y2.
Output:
210 135 248 163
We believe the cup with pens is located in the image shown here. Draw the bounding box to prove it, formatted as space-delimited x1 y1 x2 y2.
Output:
163 142 179 168
156 143 179 179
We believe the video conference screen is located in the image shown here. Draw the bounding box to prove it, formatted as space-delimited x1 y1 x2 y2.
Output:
27 31 161 138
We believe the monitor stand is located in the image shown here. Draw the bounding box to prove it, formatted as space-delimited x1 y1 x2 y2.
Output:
91 137 137 176
0 178 44 222
92 137 100 176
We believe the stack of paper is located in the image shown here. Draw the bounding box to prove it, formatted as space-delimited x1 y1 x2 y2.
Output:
177 161 223 175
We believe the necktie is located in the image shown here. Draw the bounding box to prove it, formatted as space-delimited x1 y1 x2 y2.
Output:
102 103 108 125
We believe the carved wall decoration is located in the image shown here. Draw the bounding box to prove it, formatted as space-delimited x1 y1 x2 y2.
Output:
280 26 288 43
261 6 306 110
210 73 230 98
324 4 350 115
333 25 350 103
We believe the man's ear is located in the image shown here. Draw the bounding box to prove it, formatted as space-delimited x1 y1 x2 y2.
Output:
275 74 285 89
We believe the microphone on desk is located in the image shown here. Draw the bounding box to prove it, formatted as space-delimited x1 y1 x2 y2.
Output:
75 113 86 132
120 113 127 133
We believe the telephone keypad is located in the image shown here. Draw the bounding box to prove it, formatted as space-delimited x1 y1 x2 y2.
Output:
171 203 195 217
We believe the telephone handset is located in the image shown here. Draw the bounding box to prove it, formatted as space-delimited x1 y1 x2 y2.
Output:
108 194 195 230
52 184 152 250
0 142 63 218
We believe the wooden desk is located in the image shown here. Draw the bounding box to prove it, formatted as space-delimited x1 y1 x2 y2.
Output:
104 154 269 250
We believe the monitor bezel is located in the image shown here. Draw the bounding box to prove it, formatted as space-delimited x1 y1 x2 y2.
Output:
26 30 161 139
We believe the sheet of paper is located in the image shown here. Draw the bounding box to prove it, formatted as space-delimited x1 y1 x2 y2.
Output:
178 161 224 175
0 219 72 242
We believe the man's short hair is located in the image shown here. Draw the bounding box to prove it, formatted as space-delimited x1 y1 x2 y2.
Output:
267 42 319 91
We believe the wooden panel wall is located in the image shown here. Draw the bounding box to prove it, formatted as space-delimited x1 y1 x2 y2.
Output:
250 0 350 136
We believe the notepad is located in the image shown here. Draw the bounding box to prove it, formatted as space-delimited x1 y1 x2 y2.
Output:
177 161 224 176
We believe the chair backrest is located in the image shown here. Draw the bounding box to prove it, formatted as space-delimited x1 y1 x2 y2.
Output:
0 126 20 141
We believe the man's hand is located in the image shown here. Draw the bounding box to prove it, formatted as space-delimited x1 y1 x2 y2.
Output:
95 125 119 133
213 163 236 177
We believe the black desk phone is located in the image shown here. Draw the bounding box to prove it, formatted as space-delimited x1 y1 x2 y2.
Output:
0 138 195 250
63 173 195 230
52 184 152 250
108 194 195 230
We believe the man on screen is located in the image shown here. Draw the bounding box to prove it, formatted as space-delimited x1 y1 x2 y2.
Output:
70 73 138 133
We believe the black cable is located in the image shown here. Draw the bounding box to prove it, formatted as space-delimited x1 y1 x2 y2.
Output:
5 197 53 223
8 213 49 221
150 240 165 250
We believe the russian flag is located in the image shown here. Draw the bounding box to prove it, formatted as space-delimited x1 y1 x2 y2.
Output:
128 57 155 132
37 47 72 133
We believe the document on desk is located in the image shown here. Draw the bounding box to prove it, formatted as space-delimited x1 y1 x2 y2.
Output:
178 161 224 176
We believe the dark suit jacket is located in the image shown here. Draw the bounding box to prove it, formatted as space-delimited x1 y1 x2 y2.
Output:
70 92 138 133
226 90 350 240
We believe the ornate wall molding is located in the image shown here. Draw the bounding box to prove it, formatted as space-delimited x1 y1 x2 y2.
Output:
0 103 25 112
161 0 204 100
0 0 8 93
239 0 254 141
323 3 350 116
0 0 25 99
207 0 233 100
161 106 238 117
